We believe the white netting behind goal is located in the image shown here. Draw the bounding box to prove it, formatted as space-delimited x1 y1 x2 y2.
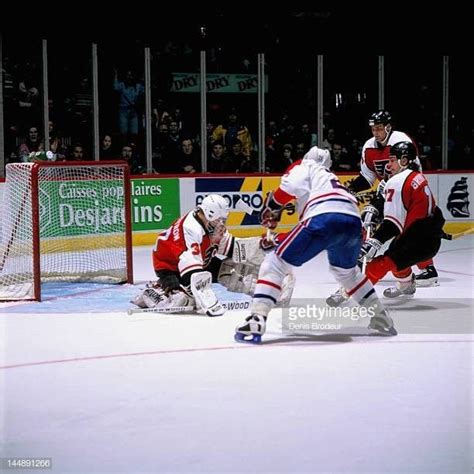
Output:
0 162 131 300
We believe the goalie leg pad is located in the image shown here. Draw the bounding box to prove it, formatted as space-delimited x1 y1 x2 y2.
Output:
141 287 195 312
190 271 225 317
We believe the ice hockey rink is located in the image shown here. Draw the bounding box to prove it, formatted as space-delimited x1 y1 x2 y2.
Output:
1 237 473 473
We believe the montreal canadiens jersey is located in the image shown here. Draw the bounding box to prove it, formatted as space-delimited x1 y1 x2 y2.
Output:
152 212 232 276
383 169 436 232
360 131 414 186
273 159 360 221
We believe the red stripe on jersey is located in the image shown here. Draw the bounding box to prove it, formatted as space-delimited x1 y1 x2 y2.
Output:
256 279 282 290
274 187 295 205
385 215 404 232
347 276 369 296
181 263 203 274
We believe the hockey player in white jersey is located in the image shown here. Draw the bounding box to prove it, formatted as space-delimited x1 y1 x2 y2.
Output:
234 146 397 343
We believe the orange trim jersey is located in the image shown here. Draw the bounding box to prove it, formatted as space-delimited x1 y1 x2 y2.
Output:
383 169 436 232
360 131 415 186
152 211 232 277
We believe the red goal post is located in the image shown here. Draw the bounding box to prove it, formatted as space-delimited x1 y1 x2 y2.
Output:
0 160 133 301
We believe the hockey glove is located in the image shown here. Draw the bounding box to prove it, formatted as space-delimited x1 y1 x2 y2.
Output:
359 238 382 263
361 204 380 229
260 232 278 251
260 191 284 229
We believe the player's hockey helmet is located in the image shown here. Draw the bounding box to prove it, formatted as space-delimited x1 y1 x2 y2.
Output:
389 141 417 164
368 110 392 127
303 146 332 170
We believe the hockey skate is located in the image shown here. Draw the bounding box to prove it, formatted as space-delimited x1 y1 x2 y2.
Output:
383 274 416 298
415 265 439 287
234 314 267 344
326 287 349 307
368 308 397 336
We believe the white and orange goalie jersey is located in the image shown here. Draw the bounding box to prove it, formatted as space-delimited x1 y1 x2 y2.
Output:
152 212 233 278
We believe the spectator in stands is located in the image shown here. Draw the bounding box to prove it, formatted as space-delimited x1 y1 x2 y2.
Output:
17 63 40 125
68 144 86 161
166 120 183 155
114 69 145 144
208 140 232 173
177 138 201 174
66 77 93 146
295 142 307 160
227 138 246 172
18 126 43 162
346 138 362 169
267 144 294 172
121 144 146 174
331 143 354 171
212 108 253 157
321 128 336 151
298 123 318 150
100 134 117 160
48 121 67 161
152 98 171 132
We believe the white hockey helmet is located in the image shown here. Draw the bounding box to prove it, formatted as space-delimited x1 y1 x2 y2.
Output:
198 194 229 223
303 146 332 170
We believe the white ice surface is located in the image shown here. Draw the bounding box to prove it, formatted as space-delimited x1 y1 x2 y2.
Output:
0 238 473 473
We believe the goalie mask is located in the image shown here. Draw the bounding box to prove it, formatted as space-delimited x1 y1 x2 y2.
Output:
198 194 230 234
303 146 332 170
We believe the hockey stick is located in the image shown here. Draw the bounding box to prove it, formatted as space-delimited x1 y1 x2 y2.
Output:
127 297 251 315
235 198 295 216
361 225 371 274
442 228 474 240
127 306 190 315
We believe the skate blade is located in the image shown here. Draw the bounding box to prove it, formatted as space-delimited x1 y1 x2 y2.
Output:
415 279 439 288
368 324 398 337
383 292 415 299
234 332 262 344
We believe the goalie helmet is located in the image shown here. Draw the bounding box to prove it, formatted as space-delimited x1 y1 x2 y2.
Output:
198 194 229 223
368 110 392 127
303 146 332 170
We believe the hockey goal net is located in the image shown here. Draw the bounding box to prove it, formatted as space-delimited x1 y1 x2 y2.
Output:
0 161 133 301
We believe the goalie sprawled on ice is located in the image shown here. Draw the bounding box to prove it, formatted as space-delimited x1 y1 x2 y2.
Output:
131 194 293 316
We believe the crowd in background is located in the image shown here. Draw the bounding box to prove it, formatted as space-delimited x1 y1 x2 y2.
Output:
2 23 473 175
